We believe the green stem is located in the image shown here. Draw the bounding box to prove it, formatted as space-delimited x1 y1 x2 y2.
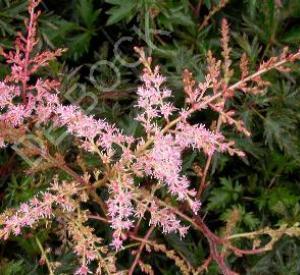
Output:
36 237 55 275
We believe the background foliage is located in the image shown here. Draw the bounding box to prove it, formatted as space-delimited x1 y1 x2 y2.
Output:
0 0 300 274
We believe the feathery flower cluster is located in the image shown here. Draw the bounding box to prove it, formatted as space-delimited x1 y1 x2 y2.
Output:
135 133 198 204
0 0 64 147
135 49 176 133
1 179 79 240
0 82 20 107
175 122 225 155
68 218 102 274
107 179 135 250
55 105 133 155
2 1 300 274
149 201 189 237
1 193 54 239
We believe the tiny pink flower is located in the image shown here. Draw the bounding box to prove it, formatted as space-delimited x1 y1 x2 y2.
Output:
75 265 91 275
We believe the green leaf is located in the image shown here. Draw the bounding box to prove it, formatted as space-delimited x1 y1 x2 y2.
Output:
207 178 243 211
76 0 101 29
221 205 259 230
257 186 300 217
105 0 137 25
168 8 194 27
204 0 212 9
282 26 300 44
248 0 257 19
264 113 299 158
67 32 92 60
0 260 27 275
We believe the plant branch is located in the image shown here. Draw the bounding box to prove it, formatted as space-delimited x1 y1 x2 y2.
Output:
128 225 155 275
36 237 55 275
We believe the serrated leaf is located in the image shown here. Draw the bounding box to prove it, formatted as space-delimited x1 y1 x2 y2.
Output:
67 32 92 60
76 0 101 29
105 0 137 25
207 178 243 211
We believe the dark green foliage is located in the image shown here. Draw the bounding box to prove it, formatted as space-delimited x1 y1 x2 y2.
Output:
207 178 243 211
1 0 300 274
248 237 300 274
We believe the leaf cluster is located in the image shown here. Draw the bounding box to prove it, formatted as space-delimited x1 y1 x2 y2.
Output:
0 0 300 274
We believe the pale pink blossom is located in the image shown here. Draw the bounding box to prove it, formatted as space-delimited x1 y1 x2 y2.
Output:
135 65 176 132
75 265 91 275
0 82 20 107
149 201 189 238
107 180 135 250
136 133 193 201
111 233 124 251
2 192 54 239
55 104 133 152
175 122 224 156
188 199 202 215
1 180 77 240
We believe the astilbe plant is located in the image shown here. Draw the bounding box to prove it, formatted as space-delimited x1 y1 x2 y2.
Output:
1 1 300 274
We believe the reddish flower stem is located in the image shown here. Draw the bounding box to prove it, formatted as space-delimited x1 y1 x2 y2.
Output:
128 225 155 275
196 50 300 198
21 5 36 105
